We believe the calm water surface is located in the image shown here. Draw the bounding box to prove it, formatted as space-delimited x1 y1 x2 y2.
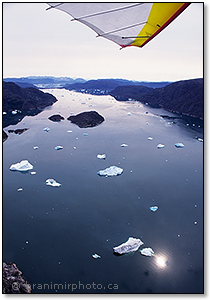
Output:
3 89 203 293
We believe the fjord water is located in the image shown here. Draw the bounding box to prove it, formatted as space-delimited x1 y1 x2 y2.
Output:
3 89 203 293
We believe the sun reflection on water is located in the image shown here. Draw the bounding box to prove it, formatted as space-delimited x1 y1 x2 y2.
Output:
156 256 167 268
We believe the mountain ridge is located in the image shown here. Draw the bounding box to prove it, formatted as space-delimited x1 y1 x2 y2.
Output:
110 78 203 119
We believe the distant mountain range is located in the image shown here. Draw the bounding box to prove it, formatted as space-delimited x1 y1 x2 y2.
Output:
3 76 203 120
3 76 86 89
3 76 171 90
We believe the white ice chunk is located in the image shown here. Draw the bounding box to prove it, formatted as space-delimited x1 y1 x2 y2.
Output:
113 237 144 255
12 110 18 115
97 154 106 159
43 127 50 132
55 146 63 150
17 188 23 192
30 171 36 175
150 206 158 212
67 130 73 133
33 146 39 150
148 137 153 140
140 247 154 256
175 143 184 148
97 166 123 177
46 179 61 187
9 160 34 172
127 112 131 116
92 253 101 259
121 144 128 147
157 144 165 149
197 138 203 142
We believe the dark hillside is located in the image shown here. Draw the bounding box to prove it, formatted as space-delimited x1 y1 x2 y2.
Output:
110 78 203 119
3 81 57 127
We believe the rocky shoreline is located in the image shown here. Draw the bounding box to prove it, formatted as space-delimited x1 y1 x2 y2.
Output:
3 262 31 294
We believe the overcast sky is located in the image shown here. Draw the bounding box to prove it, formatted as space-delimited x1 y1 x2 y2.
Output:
3 2 203 82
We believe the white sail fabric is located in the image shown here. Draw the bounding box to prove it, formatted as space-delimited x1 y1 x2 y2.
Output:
46 3 190 48
47 2 153 47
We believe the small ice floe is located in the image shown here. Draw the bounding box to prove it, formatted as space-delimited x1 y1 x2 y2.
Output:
121 144 128 147
127 112 131 116
97 154 106 160
46 179 61 187
157 144 165 149
3 112 7 115
92 253 101 259
197 138 203 142
33 146 39 150
25 241 29 244
17 188 23 192
9 160 33 172
97 166 123 177
175 143 184 148
43 127 50 132
150 206 158 212
83 133 88 136
67 130 73 133
148 137 153 141
113 237 144 255
55 146 63 150
12 110 18 115
30 171 36 175
140 248 154 257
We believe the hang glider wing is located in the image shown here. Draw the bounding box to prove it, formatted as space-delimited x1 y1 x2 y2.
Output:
46 2 190 48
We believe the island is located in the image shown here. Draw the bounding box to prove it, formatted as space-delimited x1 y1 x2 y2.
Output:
67 111 105 128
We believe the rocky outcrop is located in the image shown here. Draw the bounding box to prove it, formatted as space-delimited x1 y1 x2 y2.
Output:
3 262 31 293
48 114 65 122
3 130 8 142
8 128 29 135
67 111 104 128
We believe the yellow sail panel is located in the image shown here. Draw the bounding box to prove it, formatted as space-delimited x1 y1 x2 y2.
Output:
132 3 190 48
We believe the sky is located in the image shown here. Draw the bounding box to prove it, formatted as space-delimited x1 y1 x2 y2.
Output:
3 2 204 82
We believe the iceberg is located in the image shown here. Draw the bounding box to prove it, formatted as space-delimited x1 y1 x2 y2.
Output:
46 179 61 187
9 160 34 172
148 137 153 141
113 237 144 255
92 253 101 259
140 248 154 257
97 154 106 160
55 146 63 150
175 143 184 148
157 144 165 149
121 144 128 147
97 166 123 177
150 206 158 212
43 127 50 132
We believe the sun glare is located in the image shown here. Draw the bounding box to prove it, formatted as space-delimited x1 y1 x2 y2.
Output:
156 256 166 268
